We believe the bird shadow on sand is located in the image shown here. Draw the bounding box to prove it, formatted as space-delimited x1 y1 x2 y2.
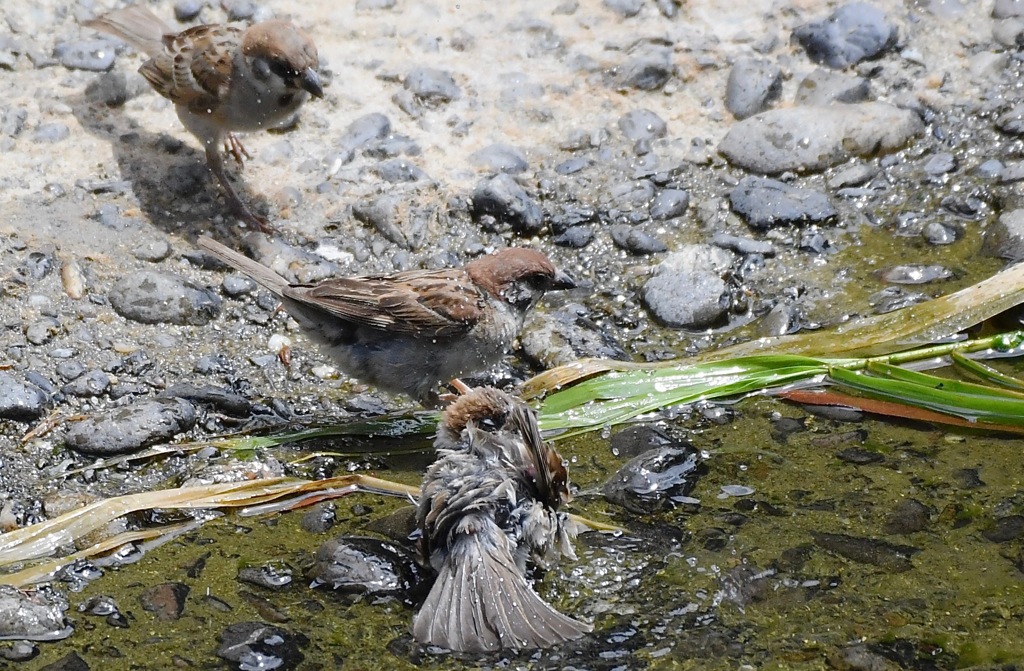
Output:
70 85 272 246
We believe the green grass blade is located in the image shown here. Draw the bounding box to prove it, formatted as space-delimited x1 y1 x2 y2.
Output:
950 351 1024 391
828 365 1024 426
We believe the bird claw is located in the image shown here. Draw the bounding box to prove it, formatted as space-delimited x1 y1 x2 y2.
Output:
224 134 251 167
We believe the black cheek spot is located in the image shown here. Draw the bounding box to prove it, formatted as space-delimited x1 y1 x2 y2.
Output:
278 93 295 107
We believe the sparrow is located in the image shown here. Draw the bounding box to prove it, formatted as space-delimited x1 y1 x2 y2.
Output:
413 387 591 653
197 237 576 406
84 5 324 232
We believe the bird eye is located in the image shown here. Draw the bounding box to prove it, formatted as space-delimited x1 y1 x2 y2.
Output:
268 57 298 81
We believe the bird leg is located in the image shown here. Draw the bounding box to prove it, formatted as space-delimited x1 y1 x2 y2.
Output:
204 144 274 233
435 379 473 406
223 133 251 168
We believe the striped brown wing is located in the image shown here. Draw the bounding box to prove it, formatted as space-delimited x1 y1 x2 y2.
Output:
284 269 486 338
139 24 241 111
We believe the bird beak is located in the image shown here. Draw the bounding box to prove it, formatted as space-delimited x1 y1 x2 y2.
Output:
549 270 576 290
299 67 324 98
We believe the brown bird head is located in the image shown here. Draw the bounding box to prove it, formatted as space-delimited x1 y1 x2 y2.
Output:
465 248 575 316
437 387 571 509
242 20 323 98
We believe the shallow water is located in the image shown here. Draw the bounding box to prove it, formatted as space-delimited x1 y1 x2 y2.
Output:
25 382 1024 669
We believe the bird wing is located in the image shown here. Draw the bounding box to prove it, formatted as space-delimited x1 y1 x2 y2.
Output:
140 24 240 111
412 521 591 653
285 269 486 339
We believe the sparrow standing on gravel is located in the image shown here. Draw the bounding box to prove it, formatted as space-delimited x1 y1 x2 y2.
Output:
85 5 324 231
413 387 591 653
197 237 575 406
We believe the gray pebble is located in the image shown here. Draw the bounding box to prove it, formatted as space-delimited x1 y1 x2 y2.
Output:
84 71 133 107
982 210 1024 260
174 0 203 20
364 133 420 159
609 425 676 459
649 189 689 220
160 383 253 417
554 156 592 175
729 176 837 230
300 503 336 534
922 152 957 175
338 112 391 154
811 531 919 572
65 397 197 455
94 203 130 229
604 0 643 17
222 274 256 296
992 17 1024 47
352 194 429 249
55 39 117 71
608 179 655 209
32 123 69 143
610 225 668 255
997 103 1024 136
372 158 428 183
216 623 305 669
223 0 257 21
0 586 71 641
884 499 931 535
602 445 704 514
993 0 1024 18
62 369 112 397
469 143 528 174
25 317 60 345
982 515 1024 543
613 44 674 91
309 536 421 595
521 303 628 368
404 67 460 103
617 109 667 141
711 233 775 256
357 0 398 9
642 245 735 328
975 159 1004 179
470 173 543 234
131 239 172 262
725 58 782 120
194 354 231 375
719 103 923 174
109 270 222 325
792 3 898 69
552 226 594 248
56 360 86 381
794 69 871 106
2 107 27 138
1000 161 1024 184
0 641 37 662
922 222 958 245
828 163 878 189
878 264 953 284
0 371 48 420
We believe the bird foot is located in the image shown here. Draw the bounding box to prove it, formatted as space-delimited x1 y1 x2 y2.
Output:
224 134 252 168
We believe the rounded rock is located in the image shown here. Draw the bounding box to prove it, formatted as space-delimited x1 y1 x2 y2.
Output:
109 270 221 326
792 3 898 69
719 103 923 174
0 372 47 421
725 58 783 120
641 245 735 328
729 176 837 230
617 109 667 141
64 398 197 456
